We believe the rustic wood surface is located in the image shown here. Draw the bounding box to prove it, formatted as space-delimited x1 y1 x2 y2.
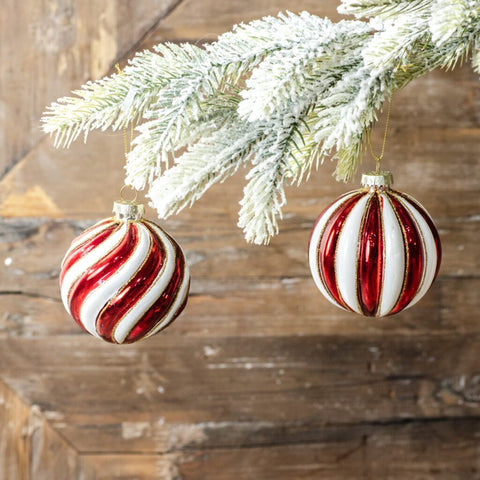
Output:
0 380 96 480
0 0 479 478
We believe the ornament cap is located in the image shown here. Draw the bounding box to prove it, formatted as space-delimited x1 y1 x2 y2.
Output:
113 200 145 221
361 171 393 190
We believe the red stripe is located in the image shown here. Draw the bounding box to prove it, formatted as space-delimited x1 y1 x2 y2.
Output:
68 223 138 328
125 242 187 343
63 219 113 261
60 222 116 284
160 279 190 330
319 192 365 310
308 191 359 248
97 223 166 342
71 218 112 246
389 196 424 315
393 190 442 278
357 193 384 316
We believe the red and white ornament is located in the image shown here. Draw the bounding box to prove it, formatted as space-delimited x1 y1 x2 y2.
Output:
60 200 190 343
309 171 441 317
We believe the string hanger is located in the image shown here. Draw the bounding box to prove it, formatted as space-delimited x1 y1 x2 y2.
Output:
115 64 137 204
366 93 393 173
115 63 134 161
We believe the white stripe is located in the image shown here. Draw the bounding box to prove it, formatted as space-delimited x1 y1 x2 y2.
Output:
395 192 436 224
395 195 438 309
379 194 406 316
60 223 127 314
113 223 178 343
308 191 358 310
68 219 112 253
144 263 190 339
335 194 370 314
80 223 151 338
61 219 112 269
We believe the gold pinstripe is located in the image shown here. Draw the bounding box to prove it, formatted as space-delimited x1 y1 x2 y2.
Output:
390 192 428 301
117 220 187 343
376 192 386 318
104 221 156 343
384 193 408 314
314 191 358 311
64 221 125 313
354 193 372 315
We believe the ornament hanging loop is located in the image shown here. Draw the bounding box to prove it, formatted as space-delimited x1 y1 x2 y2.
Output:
366 93 393 173
117 185 141 221
119 184 138 204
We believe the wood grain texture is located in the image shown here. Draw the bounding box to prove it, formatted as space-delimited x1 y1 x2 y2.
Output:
0 331 479 454
142 0 342 44
0 380 95 480
0 0 479 478
0 217 478 340
83 419 480 479
0 0 178 177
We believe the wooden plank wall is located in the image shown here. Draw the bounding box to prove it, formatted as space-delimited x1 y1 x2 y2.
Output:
0 0 479 478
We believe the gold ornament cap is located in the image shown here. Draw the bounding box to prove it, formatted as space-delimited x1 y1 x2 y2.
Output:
113 200 144 221
361 171 393 190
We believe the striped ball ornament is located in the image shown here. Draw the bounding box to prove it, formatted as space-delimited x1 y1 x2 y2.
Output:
309 171 441 317
60 201 190 343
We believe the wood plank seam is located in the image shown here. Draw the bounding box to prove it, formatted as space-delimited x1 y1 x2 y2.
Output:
0 0 186 184
0 378 98 479
67 415 480 456
111 0 186 72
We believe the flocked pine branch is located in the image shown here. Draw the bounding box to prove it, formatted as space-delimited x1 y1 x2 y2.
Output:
42 1 480 244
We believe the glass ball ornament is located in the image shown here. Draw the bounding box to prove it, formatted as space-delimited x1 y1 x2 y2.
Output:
308 171 441 317
60 200 190 343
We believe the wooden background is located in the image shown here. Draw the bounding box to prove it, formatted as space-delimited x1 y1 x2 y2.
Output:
0 1 479 478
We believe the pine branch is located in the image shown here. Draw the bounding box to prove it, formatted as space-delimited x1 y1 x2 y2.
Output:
41 45 199 147
347 0 479 74
42 5 480 244
207 12 333 67
123 48 218 190
237 18 371 122
429 0 480 70
238 107 312 244
339 0 430 20
146 111 263 218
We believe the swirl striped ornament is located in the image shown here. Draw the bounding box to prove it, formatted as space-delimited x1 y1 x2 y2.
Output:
308 172 441 317
60 201 190 343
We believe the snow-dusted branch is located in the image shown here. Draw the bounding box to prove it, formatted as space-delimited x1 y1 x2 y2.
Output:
42 2 480 244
